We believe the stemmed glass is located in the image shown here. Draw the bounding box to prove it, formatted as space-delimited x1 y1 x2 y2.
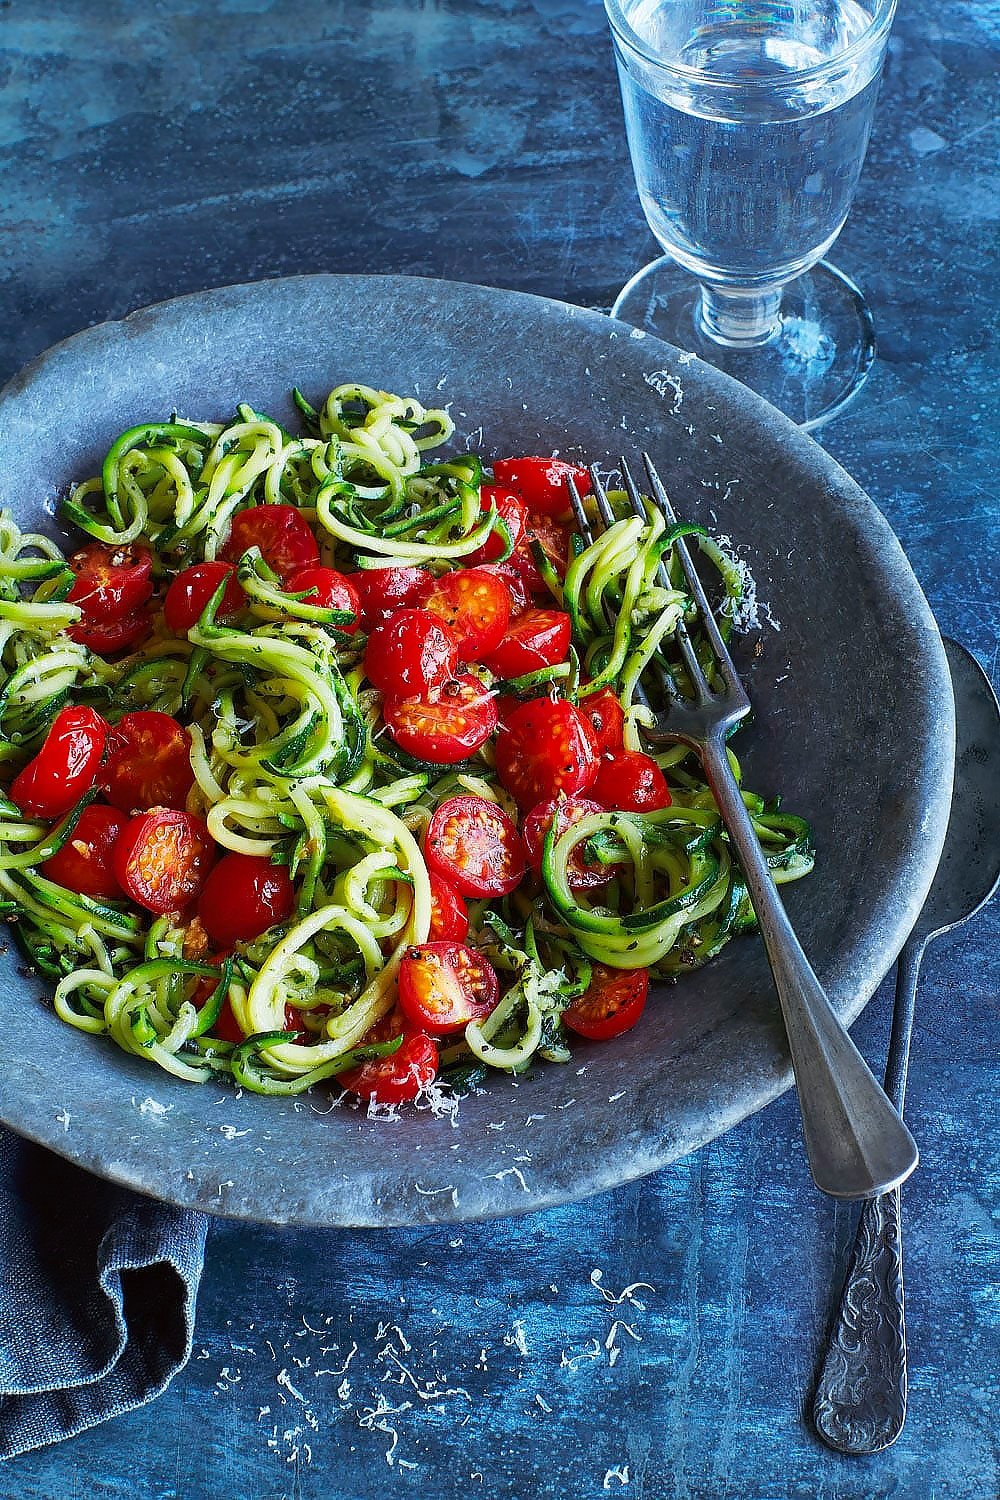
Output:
604 0 897 430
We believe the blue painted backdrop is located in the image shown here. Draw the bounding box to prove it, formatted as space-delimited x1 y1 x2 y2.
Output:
1 2 997 1496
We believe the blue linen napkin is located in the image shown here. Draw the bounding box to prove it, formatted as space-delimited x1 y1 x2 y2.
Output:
0 1128 207 1461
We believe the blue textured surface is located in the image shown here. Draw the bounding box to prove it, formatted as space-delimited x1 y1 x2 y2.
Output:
1 1 997 1497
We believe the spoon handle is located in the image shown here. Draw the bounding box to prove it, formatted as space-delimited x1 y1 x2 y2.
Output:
813 937 926 1453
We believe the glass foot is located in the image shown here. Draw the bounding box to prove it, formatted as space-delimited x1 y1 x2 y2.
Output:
611 257 876 433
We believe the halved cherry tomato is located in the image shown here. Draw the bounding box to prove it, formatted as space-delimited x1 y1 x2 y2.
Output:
420 568 512 658
494 698 598 809
493 456 592 517
351 565 430 625
427 873 469 942
284 566 361 632
580 686 626 754
424 794 526 898
364 609 459 698
10 706 109 818
479 561 530 616
198 851 294 948
164 561 246 634
220 503 320 581
591 750 672 812
67 542 153 622
112 808 216 914
384 674 497 764
510 513 571 593
466 486 527 564
68 603 152 656
102 712 194 813
398 941 500 1034
340 1023 439 1104
40 804 126 899
353 1004 419 1049
483 608 572 680
521 796 620 891
494 693 521 733
563 964 649 1041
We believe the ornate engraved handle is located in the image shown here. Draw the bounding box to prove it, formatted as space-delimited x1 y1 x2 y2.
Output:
813 1187 907 1453
813 940 927 1452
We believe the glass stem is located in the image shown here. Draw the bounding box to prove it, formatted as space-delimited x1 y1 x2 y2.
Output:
697 284 783 348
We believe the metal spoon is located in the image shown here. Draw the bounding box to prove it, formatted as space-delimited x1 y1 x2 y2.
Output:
812 637 1000 1453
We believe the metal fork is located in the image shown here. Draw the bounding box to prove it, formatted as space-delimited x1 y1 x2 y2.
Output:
566 454 918 1200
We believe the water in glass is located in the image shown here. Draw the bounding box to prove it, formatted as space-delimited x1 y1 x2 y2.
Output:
613 0 889 291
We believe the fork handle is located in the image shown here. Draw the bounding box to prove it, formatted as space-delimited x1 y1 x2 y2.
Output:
700 735 918 1199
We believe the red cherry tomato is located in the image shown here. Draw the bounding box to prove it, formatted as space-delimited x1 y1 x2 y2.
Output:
479 561 530 616
427 873 469 942
579 686 626 754
494 693 521 733
197 851 294 948
102 712 194 813
510 513 572 593
351 566 431 625
521 796 620 891
591 750 672 812
190 955 239 1041
353 1005 419 1048
424 794 526 898
483 608 572 680
493 456 591 517
466 486 528 564
384 674 498 764
340 1029 439 1104
420 568 512 659
68 603 152 656
284 566 361 632
40 804 126 899
67 542 153 622
164 561 245 634
194 978 303 1045
220 503 320 581
112 808 216 914
211 996 245 1045
398 942 500 1034
203 993 304 1043
564 965 649 1041
364 609 459 698
494 698 598 809
280 1001 305 1036
10 706 109 819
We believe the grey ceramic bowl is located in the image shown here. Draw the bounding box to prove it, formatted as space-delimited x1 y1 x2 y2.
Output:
0 274 954 1226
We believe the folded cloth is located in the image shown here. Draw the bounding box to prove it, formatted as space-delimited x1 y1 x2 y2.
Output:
0 1128 207 1461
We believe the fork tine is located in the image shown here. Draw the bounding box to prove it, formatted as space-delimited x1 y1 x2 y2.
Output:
642 452 746 703
621 455 711 702
620 457 668 589
564 473 594 544
567 471 653 709
587 465 618 531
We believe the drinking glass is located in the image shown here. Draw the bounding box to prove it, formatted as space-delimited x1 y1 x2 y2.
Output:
604 0 897 429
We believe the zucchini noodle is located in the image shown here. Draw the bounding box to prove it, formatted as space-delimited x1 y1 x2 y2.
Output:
0 381 814 1100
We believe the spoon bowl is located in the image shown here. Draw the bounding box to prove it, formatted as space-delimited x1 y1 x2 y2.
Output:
912 639 1000 942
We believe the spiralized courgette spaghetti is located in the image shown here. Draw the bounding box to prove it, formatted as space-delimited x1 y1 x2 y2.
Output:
0 384 814 1104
